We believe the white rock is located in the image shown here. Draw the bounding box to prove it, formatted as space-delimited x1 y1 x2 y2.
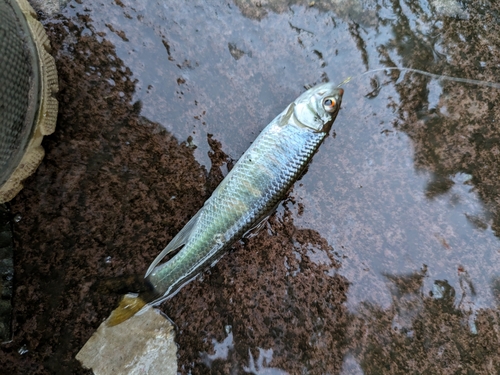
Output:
76 306 177 375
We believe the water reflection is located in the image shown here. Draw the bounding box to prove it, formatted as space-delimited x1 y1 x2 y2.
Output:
347 271 500 374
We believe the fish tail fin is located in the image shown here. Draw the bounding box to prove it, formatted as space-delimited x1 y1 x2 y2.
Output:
106 294 147 326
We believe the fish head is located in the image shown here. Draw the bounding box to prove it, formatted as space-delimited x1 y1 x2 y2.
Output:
292 82 343 133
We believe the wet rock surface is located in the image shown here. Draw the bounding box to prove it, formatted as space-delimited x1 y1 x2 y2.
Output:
1 0 500 374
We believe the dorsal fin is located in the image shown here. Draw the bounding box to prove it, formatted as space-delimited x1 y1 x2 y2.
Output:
144 210 202 277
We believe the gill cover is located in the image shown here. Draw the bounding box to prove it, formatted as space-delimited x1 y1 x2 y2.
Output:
292 83 343 132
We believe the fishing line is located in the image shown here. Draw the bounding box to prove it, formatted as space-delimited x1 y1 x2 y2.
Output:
338 67 500 89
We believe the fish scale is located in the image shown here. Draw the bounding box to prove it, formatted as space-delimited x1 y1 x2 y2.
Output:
148 100 334 300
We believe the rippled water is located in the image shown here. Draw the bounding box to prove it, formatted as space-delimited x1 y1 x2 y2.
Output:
62 0 500 373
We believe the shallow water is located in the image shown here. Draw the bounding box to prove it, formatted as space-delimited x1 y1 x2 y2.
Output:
8 0 500 373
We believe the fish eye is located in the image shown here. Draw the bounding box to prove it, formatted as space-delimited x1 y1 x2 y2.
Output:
322 97 337 112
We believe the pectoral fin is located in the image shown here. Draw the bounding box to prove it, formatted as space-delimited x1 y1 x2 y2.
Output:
145 210 202 277
279 102 295 127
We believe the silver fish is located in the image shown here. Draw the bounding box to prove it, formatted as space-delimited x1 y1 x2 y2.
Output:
108 82 343 325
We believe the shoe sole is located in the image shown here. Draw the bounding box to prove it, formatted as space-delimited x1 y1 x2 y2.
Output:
0 0 58 203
